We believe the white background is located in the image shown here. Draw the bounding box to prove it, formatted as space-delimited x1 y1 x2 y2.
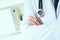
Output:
0 0 26 40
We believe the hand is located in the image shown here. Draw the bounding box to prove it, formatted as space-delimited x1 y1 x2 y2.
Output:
28 13 43 25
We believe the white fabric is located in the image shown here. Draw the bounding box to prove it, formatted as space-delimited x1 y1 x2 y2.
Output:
23 0 56 25
23 0 60 40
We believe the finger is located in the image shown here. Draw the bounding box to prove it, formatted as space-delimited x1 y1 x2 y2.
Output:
38 17 43 24
28 18 36 25
34 13 43 24
28 16 36 25
29 16 40 25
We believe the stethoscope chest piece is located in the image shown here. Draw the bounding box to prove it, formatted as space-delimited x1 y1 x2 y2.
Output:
38 9 44 17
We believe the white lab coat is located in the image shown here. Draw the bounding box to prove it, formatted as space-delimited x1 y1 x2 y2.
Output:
23 0 60 40
23 0 56 25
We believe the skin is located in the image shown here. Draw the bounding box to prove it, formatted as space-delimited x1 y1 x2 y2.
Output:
28 13 43 25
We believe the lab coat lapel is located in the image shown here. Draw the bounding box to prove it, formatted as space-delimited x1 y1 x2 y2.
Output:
57 0 60 20
42 0 56 24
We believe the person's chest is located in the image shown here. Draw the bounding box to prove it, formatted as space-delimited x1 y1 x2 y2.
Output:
29 0 56 24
